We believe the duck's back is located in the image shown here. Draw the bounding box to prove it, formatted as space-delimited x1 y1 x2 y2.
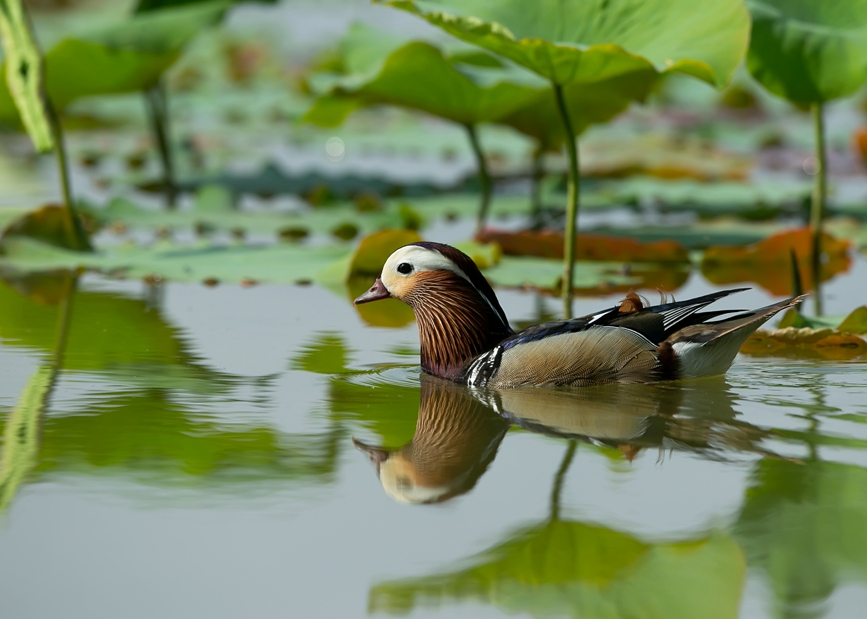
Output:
467 322 661 388
463 289 803 389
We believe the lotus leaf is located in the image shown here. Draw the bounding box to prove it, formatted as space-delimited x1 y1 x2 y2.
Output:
0 2 228 124
478 230 690 263
702 228 852 295
742 327 867 360
746 0 867 105
745 1 867 306
377 0 749 87
0 0 53 150
736 459 867 614
88 188 415 238
0 236 352 285
370 521 744 619
378 0 749 313
778 305 867 334
304 24 541 127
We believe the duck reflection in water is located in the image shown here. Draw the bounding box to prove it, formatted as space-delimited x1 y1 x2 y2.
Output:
354 375 510 504
355 374 780 505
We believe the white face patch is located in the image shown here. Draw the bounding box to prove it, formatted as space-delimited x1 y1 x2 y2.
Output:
379 245 472 293
378 244 508 326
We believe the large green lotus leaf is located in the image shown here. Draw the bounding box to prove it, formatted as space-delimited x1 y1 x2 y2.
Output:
336 21 408 76
378 0 749 87
746 0 867 104
0 2 227 123
304 40 542 127
0 237 352 285
370 521 744 619
736 459 867 614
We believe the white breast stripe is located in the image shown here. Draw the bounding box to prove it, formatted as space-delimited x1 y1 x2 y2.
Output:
466 346 501 388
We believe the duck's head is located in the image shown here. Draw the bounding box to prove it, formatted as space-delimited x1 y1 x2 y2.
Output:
355 242 513 379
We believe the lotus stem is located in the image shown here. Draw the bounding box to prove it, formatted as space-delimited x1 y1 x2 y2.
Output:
465 123 491 236
810 103 826 316
549 440 577 522
146 79 177 209
47 100 91 251
530 146 545 229
553 83 580 319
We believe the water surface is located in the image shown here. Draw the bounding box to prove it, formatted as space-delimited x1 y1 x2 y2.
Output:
0 264 865 619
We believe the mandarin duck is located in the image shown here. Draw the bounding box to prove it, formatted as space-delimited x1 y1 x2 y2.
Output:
353 374 509 504
355 242 804 388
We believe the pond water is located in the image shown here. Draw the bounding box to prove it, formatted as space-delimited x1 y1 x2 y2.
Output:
0 258 865 619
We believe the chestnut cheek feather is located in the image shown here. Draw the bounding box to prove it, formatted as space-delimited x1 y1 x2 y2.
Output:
409 271 511 379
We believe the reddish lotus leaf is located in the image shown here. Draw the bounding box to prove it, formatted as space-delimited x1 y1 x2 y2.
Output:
701 228 851 295
742 327 867 360
477 230 690 263
1 204 93 252
854 126 867 166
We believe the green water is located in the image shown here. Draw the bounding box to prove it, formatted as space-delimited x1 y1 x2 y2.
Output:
0 266 866 619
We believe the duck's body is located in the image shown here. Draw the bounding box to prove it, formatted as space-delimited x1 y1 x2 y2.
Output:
355 242 803 388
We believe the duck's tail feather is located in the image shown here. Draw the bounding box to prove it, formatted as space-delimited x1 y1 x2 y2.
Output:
667 294 807 379
649 287 750 334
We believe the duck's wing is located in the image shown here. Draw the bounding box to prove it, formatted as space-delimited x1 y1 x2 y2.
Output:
468 325 660 388
592 288 750 344
465 288 755 388
496 288 749 351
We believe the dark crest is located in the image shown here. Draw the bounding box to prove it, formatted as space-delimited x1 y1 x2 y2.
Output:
410 242 511 330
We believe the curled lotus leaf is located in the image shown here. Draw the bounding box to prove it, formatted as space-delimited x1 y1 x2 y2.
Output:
747 0 867 104
0 2 227 124
742 327 867 360
304 27 545 127
376 0 749 88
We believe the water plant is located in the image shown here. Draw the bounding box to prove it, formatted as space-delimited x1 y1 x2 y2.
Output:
746 0 867 314
0 1 229 210
303 23 542 234
376 0 749 316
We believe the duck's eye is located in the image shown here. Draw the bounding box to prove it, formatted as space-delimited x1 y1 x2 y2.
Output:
397 262 413 275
